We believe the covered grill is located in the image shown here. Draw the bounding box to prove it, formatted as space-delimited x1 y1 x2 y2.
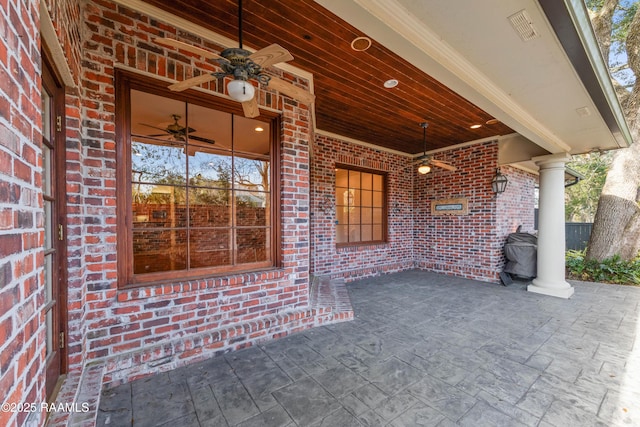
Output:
503 230 537 279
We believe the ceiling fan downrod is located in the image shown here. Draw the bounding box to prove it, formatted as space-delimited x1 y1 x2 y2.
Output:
238 0 243 49
420 122 428 156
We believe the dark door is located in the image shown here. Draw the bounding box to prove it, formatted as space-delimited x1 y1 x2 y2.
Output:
42 56 67 400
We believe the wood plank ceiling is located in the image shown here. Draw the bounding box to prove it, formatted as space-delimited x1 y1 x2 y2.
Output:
141 0 514 154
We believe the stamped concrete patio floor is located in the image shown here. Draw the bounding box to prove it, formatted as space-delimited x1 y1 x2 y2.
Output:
97 270 640 426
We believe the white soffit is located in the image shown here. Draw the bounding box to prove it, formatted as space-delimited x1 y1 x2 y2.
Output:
315 0 625 154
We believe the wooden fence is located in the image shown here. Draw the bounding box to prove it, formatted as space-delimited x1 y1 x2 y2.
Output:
534 210 592 251
565 222 593 251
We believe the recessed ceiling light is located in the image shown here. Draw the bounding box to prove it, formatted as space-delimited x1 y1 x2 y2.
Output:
470 124 482 129
384 79 399 89
485 119 499 125
351 36 372 51
254 126 264 132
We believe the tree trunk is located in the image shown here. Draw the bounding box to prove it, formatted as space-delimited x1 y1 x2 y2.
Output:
586 1 640 262
586 141 640 261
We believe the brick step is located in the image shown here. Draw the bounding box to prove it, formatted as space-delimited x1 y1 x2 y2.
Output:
310 275 354 323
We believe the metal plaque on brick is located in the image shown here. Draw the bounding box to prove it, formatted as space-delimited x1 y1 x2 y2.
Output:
431 198 468 216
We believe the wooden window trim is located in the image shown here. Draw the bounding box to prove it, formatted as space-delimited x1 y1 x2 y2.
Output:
335 164 388 247
115 70 281 288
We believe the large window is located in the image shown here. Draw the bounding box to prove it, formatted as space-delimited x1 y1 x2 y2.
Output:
335 167 387 245
117 72 279 287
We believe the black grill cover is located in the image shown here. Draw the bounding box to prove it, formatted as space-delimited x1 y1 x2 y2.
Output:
504 232 537 278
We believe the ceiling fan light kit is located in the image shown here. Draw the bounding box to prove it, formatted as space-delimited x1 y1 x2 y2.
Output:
228 79 255 102
418 163 432 174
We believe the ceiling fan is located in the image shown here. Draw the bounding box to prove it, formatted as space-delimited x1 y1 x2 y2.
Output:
414 122 457 174
154 0 315 118
140 114 216 145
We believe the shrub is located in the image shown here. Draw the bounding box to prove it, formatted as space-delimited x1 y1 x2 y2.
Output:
566 250 640 286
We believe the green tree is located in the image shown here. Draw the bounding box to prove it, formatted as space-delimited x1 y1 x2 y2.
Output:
566 152 613 222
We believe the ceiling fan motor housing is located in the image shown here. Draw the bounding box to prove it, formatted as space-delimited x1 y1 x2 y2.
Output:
221 47 262 81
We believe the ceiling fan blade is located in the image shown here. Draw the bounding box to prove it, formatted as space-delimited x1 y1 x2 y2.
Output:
266 76 315 105
430 159 457 171
188 135 216 145
241 96 260 118
154 37 222 60
168 73 217 92
249 44 294 68
139 123 170 133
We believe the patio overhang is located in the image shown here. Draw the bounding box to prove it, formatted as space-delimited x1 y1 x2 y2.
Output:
317 0 632 156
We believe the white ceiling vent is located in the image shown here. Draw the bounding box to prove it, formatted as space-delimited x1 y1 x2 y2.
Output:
508 10 540 42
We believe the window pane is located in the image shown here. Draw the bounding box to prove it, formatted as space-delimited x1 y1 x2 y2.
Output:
133 184 187 227
348 225 361 242
189 149 232 186
335 188 346 208
235 157 270 191
362 208 373 224
42 89 51 141
348 171 361 191
336 206 348 225
373 225 383 241
361 172 373 190
43 145 51 196
362 225 372 241
187 103 228 152
336 169 348 187
373 208 383 224
188 189 231 227
133 229 187 274
132 139 187 184
349 207 361 225
190 229 231 268
373 174 383 191
44 254 52 302
131 90 186 140
337 188 352 207
362 190 372 207
237 228 270 263
236 190 269 226
336 225 349 243
233 115 271 156
46 309 53 356
44 200 52 250
351 189 361 206
373 191 384 207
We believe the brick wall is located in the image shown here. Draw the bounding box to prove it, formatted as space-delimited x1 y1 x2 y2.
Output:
0 1 45 426
310 135 415 280
413 141 505 282
497 165 537 236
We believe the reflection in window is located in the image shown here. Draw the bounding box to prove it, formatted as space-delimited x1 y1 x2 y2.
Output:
335 168 386 244
129 90 272 276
